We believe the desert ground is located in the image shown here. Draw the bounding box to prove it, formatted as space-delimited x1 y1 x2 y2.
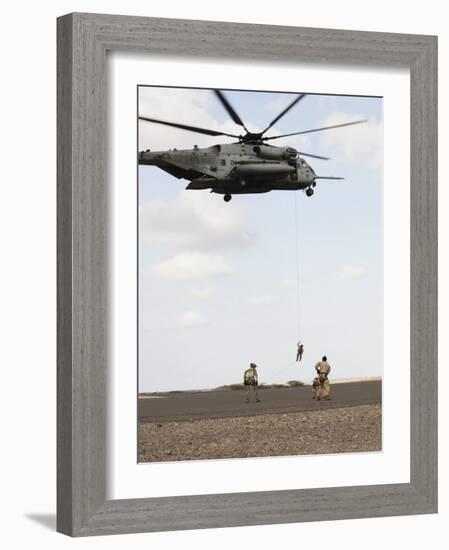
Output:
138 380 382 462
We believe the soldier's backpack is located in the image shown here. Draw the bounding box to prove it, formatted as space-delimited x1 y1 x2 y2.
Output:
244 369 257 386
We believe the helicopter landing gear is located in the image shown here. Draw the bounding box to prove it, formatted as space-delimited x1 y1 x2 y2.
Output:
224 193 232 202
306 187 314 197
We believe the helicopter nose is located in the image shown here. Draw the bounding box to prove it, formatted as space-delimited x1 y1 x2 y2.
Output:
139 150 165 165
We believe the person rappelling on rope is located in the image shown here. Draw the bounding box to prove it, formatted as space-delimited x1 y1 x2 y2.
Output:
296 341 304 362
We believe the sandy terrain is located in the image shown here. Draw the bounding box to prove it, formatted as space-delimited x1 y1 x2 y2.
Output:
138 403 382 462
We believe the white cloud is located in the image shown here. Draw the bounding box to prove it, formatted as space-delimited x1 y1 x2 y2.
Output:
152 253 234 281
337 264 367 281
140 191 254 250
319 112 383 172
281 276 305 289
247 294 276 306
177 310 207 328
139 87 242 151
191 288 216 300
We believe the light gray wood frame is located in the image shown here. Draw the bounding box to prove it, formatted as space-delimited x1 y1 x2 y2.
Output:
57 12 438 537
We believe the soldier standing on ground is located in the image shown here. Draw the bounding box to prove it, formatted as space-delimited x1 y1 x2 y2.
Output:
296 342 304 362
314 355 331 400
243 363 260 403
312 376 321 399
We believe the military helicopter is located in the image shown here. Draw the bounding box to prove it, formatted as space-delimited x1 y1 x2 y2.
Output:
138 90 366 202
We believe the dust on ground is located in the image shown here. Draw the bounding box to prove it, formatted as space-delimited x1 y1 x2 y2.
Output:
138 403 381 462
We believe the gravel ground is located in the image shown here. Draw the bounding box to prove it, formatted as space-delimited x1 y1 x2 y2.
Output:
138 404 382 462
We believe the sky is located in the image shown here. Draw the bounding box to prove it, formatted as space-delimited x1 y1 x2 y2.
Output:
138 86 383 392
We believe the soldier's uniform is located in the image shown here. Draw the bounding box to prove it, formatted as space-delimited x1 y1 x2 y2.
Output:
244 364 260 402
296 342 304 362
312 376 321 399
314 358 331 399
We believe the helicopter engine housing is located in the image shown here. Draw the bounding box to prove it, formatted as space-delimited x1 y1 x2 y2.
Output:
253 145 297 160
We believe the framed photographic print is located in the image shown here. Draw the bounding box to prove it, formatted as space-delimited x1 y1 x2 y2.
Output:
57 13 437 536
136 84 383 463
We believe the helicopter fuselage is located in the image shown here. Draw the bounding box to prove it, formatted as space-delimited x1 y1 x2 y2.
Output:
139 142 317 197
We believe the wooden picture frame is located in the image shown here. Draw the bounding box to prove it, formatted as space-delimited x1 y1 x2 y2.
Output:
57 12 437 536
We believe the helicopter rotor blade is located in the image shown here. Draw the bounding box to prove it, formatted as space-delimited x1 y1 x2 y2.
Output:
297 151 330 160
138 116 240 139
214 90 249 132
261 94 306 134
262 119 368 141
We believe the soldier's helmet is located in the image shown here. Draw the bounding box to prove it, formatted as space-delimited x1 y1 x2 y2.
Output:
322 355 327 361
250 363 257 368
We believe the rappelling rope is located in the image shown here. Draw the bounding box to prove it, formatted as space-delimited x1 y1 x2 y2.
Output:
259 193 303 386
260 361 299 385
294 190 301 339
